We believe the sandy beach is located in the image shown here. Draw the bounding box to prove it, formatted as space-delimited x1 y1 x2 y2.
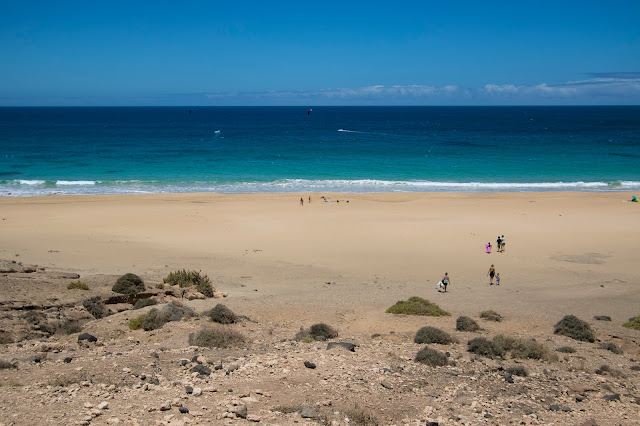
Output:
1 192 639 425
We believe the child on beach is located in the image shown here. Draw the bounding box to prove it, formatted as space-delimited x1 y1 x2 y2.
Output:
486 242 492 254
496 273 500 285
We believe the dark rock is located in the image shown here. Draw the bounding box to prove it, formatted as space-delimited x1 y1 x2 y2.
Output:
234 404 248 419
179 406 189 414
149 378 160 385
140 374 146 380
63 357 72 363
77 333 97 343
561 407 572 412
634 397 640 405
191 355 199 363
179 359 188 366
304 361 316 369
190 365 211 376
151 352 159 358
185 386 193 394
381 381 393 389
504 374 514 383
484 413 492 418
549 404 560 411
380 367 392 373
314 335 327 341
602 394 620 401
326 342 356 352
426 423 439 426
214 364 223 370
300 406 314 418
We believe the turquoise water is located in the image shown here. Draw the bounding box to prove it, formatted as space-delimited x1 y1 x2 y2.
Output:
1 106 639 196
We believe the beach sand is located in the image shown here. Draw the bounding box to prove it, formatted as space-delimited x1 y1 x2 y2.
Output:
1 192 639 424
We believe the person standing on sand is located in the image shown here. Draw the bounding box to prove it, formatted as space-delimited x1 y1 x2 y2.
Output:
488 264 496 285
300 197 304 206
500 235 506 252
442 272 450 292
496 235 502 252
308 196 311 204
486 242 492 254
496 273 501 285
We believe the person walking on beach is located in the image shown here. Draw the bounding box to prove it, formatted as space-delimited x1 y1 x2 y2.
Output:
496 235 502 252
442 272 450 293
488 264 496 285
496 272 501 285
500 235 506 252
300 197 304 206
485 242 492 254
308 196 311 204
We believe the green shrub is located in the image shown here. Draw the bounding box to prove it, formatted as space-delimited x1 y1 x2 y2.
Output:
414 326 457 344
141 308 166 331
622 316 640 330
160 301 195 322
163 270 214 297
492 335 547 360
467 337 505 358
553 315 595 342
67 281 89 290
415 347 448 367
128 314 145 330
593 315 611 321
188 326 245 348
82 296 106 319
506 365 528 377
598 342 623 354
133 298 157 310
480 310 503 322
456 316 480 332
135 301 196 331
112 273 145 295
206 304 237 324
295 323 339 341
386 297 450 317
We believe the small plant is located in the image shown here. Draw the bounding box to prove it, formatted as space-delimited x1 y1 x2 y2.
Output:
0 360 17 369
506 365 528 377
54 319 82 335
205 304 238 324
295 323 338 341
553 315 595 342
467 337 505 358
598 342 623 354
593 315 611 321
82 296 106 319
160 301 195 322
112 273 145 295
133 301 196 331
344 406 380 426
414 326 456 344
133 298 157 310
188 326 245 348
67 281 89 290
386 296 450 317
622 316 640 330
556 346 576 353
128 314 145 330
141 308 166 331
163 269 214 297
480 310 503 322
156 283 164 289
456 316 480 332
414 347 448 367
595 364 625 378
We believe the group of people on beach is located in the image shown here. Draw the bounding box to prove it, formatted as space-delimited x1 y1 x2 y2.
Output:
485 234 506 254
300 196 350 206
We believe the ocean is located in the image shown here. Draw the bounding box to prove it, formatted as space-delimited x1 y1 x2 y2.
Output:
1 106 639 197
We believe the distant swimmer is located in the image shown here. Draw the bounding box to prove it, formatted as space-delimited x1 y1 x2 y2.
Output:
307 109 312 115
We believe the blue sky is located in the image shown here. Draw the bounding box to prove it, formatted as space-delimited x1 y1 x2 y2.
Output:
1 1 639 105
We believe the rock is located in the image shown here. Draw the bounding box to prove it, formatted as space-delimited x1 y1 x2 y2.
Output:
159 402 171 411
326 342 356 352
185 386 193 394
63 357 73 363
426 423 439 426
234 404 248 419
179 406 189 414
246 414 261 422
98 402 109 410
314 336 327 341
214 364 223 370
304 361 316 369
300 406 314 418
549 404 560 411
602 394 620 401
151 352 159 359
190 365 211 376
192 387 202 397
179 359 188 366
78 333 97 343
381 381 393 389
226 365 239 375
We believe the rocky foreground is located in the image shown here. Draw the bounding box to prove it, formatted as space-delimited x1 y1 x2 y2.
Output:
1 261 639 426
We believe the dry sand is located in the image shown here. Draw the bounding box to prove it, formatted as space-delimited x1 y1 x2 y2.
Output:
0 192 639 425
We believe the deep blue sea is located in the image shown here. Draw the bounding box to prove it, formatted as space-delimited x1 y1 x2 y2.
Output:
1 106 639 197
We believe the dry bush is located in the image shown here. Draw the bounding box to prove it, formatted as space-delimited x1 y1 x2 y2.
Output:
386 296 450 317
598 342 623 354
414 326 457 344
295 323 338 341
467 337 505 358
0 360 17 369
595 364 626 378
163 269 214 297
344 406 380 426
54 319 82 335
480 310 503 322
134 301 196 331
593 315 611 321
506 365 528 377
160 301 195 322
205 304 237 324
456 316 480 332
415 347 449 367
188 326 245 348
83 296 106 319
67 281 89 290
553 315 595 342
112 273 145 295
133 298 157 309
556 346 576 353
